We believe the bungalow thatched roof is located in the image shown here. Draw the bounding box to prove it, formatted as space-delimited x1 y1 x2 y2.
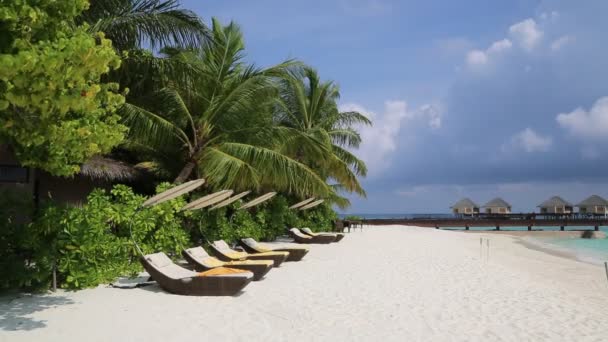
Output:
483 197 511 208
538 196 573 208
80 156 141 181
450 198 479 209
576 195 608 207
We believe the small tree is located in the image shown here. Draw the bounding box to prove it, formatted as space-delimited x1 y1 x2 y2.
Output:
0 0 126 176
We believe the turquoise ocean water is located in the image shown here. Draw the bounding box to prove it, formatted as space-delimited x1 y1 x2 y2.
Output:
341 213 608 264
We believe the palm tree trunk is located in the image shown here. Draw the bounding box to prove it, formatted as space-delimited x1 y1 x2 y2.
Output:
174 161 196 183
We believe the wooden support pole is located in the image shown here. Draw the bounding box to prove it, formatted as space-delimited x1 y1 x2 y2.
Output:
595 226 599 231
465 226 469 230
496 226 500 231
560 226 565 231
52 262 57 292
528 226 532 231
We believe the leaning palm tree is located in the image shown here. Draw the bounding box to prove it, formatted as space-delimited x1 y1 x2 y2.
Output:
275 67 372 199
122 19 331 197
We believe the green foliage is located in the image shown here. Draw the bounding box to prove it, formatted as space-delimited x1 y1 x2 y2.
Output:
276 66 372 207
121 19 332 198
0 0 126 176
297 203 338 232
0 188 35 290
190 194 337 243
0 184 192 291
344 215 363 220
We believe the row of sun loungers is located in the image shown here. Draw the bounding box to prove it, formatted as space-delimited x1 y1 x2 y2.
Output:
140 227 345 296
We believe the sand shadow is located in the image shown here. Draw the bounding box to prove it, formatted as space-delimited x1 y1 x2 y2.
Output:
136 283 247 297
0 294 75 331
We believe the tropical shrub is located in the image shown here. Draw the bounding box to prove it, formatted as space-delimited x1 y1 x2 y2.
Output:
0 189 35 290
0 0 126 176
0 184 192 291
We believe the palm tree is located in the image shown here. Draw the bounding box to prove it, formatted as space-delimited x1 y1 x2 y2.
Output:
79 0 209 96
121 19 332 197
275 67 372 204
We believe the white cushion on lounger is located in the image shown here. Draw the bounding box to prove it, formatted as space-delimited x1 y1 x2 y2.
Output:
213 240 232 250
242 238 258 247
186 247 210 259
145 253 196 279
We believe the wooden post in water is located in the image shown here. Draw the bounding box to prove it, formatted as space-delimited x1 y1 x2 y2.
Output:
465 226 469 231
560 226 565 231
595 226 599 231
528 226 532 231
496 225 500 231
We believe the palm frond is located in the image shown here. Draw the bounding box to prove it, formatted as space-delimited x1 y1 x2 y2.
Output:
120 102 192 152
216 142 332 197
83 0 209 51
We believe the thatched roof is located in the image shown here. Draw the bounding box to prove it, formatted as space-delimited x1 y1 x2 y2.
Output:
538 196 572 208
450 198 479 209
576 195 608 207
80 156 141 181
483 197 511 208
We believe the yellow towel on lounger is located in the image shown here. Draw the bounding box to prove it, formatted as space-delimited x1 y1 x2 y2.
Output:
197 267 249 276
224 252 248 260
203 258 225 268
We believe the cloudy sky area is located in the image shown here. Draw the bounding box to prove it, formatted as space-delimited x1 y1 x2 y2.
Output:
189 0 608 213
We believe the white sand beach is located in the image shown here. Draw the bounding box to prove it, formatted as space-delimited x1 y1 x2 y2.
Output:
2 226 608 342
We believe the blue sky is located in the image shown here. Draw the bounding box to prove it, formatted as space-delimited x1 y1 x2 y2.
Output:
186 0 608 213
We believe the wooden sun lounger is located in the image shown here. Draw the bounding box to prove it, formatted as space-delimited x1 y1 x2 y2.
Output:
288 228 335 244
182 247 273 281
238 238 309 262
301 227 345 242
209 240 289 267
140 252 253 296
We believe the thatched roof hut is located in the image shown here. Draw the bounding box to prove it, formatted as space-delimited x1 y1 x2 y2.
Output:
576 195 608 214
80 156 141 182
450 198 480 215
482 197 511 214
538 196 573 214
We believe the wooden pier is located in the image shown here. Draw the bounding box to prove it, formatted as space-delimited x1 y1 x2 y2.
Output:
362 214 608 231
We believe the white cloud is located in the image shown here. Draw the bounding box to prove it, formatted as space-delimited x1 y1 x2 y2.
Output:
466 50 488 66
551 35 573 51
340 101 441 175
466 39 512 68
417 104 442 129
504 128 553 153
488 39 513 53
509 19 543 50
557 96 608 140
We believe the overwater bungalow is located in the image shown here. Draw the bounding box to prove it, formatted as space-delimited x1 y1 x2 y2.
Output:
576 195 608 215
537 196 573 214
482 197 511 214
450 198 480 216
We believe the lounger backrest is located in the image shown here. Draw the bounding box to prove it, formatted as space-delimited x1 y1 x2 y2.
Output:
301 227 314 235
213 240 232 251
289 228 311 239
144 253 196 280
241 238 258 248
185 247 210 259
